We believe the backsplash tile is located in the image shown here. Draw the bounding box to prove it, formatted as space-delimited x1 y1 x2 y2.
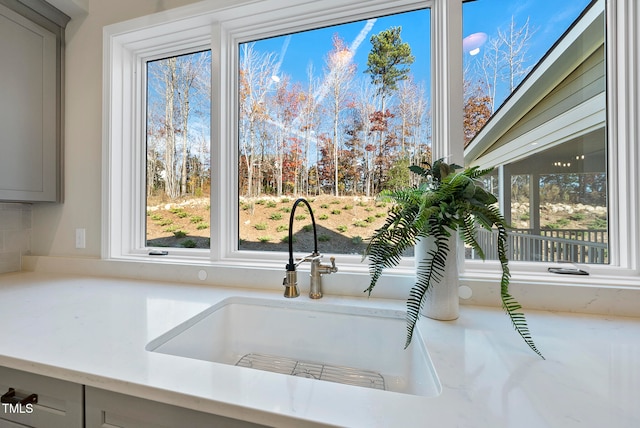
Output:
0 203 31 273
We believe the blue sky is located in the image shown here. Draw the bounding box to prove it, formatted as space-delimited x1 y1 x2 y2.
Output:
463 0 593 68
249 8 431 90
245 0 593 99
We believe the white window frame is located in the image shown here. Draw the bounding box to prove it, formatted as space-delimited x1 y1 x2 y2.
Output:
102 0 640 288
462 0 640 286
216 0 443 270
103 0 439 271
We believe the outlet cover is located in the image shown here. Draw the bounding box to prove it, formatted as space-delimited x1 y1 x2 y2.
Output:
75 228 86 249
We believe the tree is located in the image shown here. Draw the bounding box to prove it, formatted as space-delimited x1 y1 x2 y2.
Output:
177 52 210 196
162 57 179 199
316 133 334 193
353 81 377 197
270 75 302 196
471 16 536 113
478 36 503 114
369 108 396 193
498 16 535 93
365 27 415 104
463 79 492 145
146 100 164 197
297 63 321 196
234 24 430 200
239 43 278 197
365 27 414 194
396 77 429 170
462 16 535 147
385 156 411 191
324 34 356 196
147 51 211 201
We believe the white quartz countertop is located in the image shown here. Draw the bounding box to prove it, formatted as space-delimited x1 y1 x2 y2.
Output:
0 271 638 427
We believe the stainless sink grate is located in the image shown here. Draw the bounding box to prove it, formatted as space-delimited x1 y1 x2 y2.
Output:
235 353 386 390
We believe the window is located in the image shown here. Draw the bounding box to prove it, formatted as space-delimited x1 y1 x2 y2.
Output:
103 0 639 286
463 0 609 265
146 50 212 249
237 9 430 255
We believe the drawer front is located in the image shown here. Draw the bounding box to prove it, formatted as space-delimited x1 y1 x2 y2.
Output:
0 366 83 428
85 387 268 428
0 418 31 428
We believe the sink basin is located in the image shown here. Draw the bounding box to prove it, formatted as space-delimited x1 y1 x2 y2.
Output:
146 296 440 397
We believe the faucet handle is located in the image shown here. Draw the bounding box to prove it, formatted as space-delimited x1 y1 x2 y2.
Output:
318 256 338 274
296 252 320 266
328 257 338 273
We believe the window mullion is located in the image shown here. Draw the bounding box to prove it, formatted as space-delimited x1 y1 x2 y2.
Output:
430 0 463 164
210 22 223 261
606 0 640 271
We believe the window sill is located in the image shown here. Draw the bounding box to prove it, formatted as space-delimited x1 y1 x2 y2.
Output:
21 255 640 318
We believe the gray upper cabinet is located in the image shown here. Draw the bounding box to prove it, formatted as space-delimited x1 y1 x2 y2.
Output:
0 0 68 202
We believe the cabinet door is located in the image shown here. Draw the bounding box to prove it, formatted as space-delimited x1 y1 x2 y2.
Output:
85 387 269 428
0 366 83 428
0 3 58 202
0 419 31 427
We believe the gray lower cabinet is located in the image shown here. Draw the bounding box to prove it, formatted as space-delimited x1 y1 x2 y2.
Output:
0 366 268 428
0 366 83 428
85 387 268 428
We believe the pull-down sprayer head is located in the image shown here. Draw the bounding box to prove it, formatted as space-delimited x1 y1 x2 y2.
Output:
282 198 322 298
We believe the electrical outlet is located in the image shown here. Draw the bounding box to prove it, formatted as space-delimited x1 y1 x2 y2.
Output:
75 228 86 249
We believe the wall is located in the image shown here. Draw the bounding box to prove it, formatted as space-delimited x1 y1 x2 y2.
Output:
0 204 31 272
30 0 218 257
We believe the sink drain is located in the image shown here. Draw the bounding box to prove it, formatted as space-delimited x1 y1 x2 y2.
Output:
235 353 385 390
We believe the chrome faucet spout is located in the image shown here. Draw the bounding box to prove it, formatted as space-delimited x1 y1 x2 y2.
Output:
282 198 336 298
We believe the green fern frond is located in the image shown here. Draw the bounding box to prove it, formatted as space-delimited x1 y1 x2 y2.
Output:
405 224 450 348
365 158 544 359
461 213 485 260
466 166 495 180
501 290 544 358
466 202 500 231
495 220 545 359
364 199 422 294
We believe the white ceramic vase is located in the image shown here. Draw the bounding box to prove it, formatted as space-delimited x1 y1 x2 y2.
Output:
414 234 460 320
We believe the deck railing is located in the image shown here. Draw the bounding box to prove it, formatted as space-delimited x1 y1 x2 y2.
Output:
471 228 608 263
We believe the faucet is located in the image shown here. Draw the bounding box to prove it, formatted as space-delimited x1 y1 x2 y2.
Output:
283 198 338 299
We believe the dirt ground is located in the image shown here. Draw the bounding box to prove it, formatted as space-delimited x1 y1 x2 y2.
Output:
146 195 607 252
146 195 390 254
146 196 212 249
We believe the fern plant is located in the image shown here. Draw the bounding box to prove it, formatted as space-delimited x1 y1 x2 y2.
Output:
364 159 544 359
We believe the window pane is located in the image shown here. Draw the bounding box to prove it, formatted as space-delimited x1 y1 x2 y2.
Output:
463 0 607 264
145 50 212 249
238 9 431 254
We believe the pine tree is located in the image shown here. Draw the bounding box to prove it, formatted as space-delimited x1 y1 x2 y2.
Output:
365 27 415 100
365 27 414 193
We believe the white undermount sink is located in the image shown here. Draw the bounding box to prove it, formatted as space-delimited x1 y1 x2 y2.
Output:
146 296 441 397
